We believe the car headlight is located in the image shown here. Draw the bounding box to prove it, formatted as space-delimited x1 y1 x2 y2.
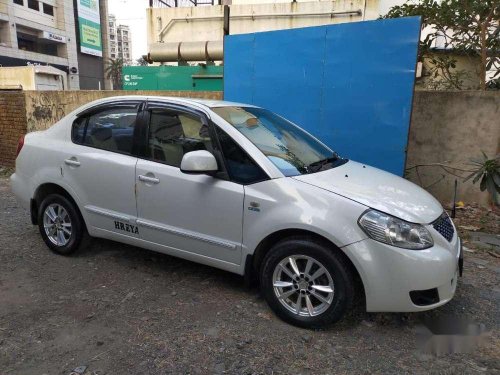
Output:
358 209 433 250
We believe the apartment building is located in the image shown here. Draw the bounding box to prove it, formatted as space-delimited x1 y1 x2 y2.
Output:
108 14 132 65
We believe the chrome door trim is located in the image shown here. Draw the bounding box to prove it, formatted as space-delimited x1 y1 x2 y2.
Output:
136 218 237 250
85 205 134 223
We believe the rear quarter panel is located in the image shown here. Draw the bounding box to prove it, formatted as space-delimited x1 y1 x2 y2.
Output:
13 117 91 228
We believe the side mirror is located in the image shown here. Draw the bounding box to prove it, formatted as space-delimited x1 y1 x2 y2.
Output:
180 150 218 175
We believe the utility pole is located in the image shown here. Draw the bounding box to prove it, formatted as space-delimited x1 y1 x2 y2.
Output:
99 0 113 90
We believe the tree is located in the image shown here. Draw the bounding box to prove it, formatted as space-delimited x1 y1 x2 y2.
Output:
384 0 500 90
136 57 149 66
105 58 124 90
464 153 500 204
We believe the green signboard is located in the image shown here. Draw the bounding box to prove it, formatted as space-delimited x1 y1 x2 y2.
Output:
122 66 223 91
77 0 102 57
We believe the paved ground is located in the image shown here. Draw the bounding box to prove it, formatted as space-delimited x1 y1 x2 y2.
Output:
0 177 499 375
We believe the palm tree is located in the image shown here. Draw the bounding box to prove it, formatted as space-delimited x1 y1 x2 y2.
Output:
105 58 124 90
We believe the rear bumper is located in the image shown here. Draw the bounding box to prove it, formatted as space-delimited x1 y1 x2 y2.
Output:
10 172 31 210
343 235 461 312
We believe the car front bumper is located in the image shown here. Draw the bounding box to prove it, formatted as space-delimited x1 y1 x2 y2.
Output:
343 233 462 312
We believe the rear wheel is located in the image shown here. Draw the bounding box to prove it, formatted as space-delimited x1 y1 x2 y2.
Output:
37 194 88 255
260 237 354 328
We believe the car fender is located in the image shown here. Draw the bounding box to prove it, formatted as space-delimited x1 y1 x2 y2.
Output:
242 178 369 261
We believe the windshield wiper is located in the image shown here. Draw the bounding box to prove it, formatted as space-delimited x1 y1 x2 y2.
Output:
306 154 346 173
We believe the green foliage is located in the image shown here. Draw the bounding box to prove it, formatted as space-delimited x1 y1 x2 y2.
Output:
464 153 500 202
105 58 124 90
424 55 471 90
384 0 500 90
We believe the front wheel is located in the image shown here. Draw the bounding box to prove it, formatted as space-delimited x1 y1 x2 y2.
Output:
260 237 355 328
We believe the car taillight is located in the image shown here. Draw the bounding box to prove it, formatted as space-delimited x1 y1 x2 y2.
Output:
16 135 25 158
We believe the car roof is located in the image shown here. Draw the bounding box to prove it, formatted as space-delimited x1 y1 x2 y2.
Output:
88 95 258 110
181 98 258 109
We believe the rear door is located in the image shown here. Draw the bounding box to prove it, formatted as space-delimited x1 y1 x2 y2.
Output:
63 100 143 238
134 103 245 264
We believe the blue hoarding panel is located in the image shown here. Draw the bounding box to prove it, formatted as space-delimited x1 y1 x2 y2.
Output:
224 33 255 104
224 17 421 176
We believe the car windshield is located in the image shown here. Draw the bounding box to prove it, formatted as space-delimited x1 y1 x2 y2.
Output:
212 106 346 176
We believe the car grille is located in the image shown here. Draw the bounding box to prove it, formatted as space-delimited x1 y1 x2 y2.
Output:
432 213 455 242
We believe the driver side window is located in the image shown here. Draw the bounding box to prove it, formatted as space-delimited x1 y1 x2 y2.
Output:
147 109 213 168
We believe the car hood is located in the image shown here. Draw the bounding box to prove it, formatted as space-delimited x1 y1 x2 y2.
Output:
293 160 442 224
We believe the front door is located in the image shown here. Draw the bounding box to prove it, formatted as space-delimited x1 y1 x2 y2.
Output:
135 105 244 265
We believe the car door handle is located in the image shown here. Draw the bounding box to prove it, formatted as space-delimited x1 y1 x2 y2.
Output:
64 158 80 167
138 175 160 184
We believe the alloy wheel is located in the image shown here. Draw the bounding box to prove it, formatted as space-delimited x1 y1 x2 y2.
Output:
43 203 72 246
272 255 334 317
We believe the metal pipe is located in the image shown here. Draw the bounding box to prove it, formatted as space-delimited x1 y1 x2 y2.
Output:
157 9 362 40
149 40 224 62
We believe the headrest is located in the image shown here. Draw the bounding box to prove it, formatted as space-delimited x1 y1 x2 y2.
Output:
92 127 113 141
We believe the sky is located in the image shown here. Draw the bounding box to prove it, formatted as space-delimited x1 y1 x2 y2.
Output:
108 0 148 61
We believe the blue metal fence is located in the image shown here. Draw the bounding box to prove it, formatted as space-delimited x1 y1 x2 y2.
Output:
224 17 421 176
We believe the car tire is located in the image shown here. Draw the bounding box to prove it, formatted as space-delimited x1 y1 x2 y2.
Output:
37 194 89 255
260 237 354 328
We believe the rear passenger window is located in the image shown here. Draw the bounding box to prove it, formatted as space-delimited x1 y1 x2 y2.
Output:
147 109 213 168
72 105 139 155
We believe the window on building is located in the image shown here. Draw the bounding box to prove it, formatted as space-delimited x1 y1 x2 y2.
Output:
17 32 36 52
17 29 61 57
43 3 54 16
13 0 24 5
39 42 57 56
27 0 39 11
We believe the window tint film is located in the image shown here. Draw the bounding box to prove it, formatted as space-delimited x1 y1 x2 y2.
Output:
147 109 213 168
216 127 267 184
212 107 341 176
72 106 139 155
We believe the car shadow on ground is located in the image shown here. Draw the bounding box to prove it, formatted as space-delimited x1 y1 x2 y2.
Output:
71 236 413 331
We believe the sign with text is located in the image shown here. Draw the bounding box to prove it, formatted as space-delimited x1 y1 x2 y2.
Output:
41 31 66 43
77 0 102 57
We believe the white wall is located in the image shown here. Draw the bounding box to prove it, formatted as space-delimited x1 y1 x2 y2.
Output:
147 0 394 47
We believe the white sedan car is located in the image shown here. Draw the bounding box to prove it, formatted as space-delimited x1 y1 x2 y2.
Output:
11 96 462 328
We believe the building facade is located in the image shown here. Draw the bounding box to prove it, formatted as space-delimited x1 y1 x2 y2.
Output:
0 0 109 90
108 14 132 65
145 0 406 63
0 0 80 89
